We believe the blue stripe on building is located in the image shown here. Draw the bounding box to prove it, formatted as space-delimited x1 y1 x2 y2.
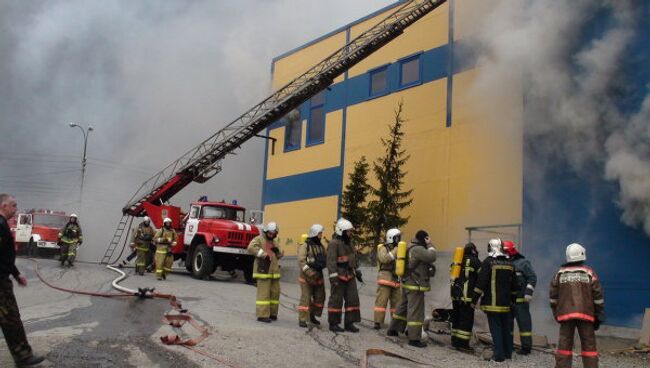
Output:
263 167 343 205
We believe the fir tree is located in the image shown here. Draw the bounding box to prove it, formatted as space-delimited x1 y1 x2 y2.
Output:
340 156 371 245
368 101 413 246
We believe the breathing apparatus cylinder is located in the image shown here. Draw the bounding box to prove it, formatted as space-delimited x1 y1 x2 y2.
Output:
450 247 464 279
395 241 407 277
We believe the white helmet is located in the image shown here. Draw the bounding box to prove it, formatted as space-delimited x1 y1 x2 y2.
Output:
163 217 172 225
566 243 586 263
335 218 354 236
263 222 279 233
487 238 504 258
143 216 150 223
308 224 324 238
70 213 78 218
386 228 401 244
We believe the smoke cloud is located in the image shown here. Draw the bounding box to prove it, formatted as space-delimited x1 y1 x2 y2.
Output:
468 0 650 236
0 0 394 261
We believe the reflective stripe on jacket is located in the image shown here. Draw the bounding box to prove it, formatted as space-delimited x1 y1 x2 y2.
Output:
473 256 518 313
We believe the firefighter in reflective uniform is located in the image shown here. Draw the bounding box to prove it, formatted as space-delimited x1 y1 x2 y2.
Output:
550 243 604 368
247 222 284 323
297 224 327 327
327 218 362 333
154 217 177 280
387 230 436 348
130 216 155 276
373 228 402 329
58 213 83 267
472 238 519 362
503 240 537 355
450 242 481 352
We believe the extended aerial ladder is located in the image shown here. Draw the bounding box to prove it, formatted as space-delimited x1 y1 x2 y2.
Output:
101 0 448 264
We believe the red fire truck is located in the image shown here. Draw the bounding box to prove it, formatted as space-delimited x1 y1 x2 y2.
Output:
9 209 68 256
142 201 262 282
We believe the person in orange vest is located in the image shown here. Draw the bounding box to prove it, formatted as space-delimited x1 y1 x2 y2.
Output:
247 222 284 323
297 224 327 327
373 228 402 329
550 243 605 368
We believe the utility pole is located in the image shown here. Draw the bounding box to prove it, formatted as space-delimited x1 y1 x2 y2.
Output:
68 123 94 206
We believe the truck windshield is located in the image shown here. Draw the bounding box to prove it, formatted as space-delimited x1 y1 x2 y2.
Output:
33 215 68 228
201 206 245 222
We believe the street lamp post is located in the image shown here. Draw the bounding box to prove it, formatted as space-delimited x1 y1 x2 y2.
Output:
69 123 94 204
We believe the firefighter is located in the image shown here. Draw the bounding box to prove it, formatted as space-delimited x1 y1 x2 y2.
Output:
450 242 481 352
58 213 83 267
373 228 402 329
130 216 155 276
153 217 177 280
247 222 284 323
550 243 605 368
387 230 436 348
297 224 327 327
472 238 519 362
503 240 537 355
0 194 45 367
327 218 362 333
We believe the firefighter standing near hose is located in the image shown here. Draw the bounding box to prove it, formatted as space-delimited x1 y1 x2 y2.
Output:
297 224 327 327
130 216 155 276
154 217 177 280
387 230 436 348
373 228 402 330
58 213 83 267
450 242 481 352
472 238 519 362
503 240 537 355
248 222 284 323
550 243 605 368
327 218 362 333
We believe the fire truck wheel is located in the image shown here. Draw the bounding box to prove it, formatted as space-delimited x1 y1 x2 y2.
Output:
192 244 215 280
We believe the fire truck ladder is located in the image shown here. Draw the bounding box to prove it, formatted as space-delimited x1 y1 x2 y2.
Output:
101 0 447 264
101 215 134 265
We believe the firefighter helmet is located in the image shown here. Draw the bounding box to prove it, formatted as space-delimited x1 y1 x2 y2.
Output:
386 228 401 245
163 217 172 225
565 243 586 263
487 238 504 258
308 224 324 238
503 240 518 256
334 218 354 236
70 213 78 218
143 216 150 224
263 222 279 234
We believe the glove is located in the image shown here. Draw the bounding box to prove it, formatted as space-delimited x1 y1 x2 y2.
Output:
271 247 280 256
355 269 364 283
524 294 533 303
594 319 601 331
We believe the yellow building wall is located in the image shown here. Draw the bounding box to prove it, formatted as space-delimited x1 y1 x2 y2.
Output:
348 2 449 78
266 109 343 180
272 31 346 91
264 196 339 256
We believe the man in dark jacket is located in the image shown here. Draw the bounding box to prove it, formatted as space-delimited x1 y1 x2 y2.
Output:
503 240 537 355
550 243 604 368
387 230 436 348
0 194 45 367
327 218 362 333
472 238 519 362
450 242 481 352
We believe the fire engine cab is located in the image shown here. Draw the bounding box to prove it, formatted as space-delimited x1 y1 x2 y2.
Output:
9 209 68 256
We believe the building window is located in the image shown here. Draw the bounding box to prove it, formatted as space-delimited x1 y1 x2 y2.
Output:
399 54 421 87
284 112 302 151
307 91 325 146
369 66 389 97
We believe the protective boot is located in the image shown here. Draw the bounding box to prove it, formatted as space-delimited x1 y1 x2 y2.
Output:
344 323 359 333
409 340 427 348
299 321 308 328
329 324 344 333
15 355 45 367
310 314 320 325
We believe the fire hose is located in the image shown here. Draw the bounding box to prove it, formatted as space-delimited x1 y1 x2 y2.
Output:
27 258 240 368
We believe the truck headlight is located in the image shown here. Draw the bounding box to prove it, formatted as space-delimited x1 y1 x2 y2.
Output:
212 236 220 244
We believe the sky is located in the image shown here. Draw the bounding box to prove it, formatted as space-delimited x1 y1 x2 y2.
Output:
0 0 395 261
